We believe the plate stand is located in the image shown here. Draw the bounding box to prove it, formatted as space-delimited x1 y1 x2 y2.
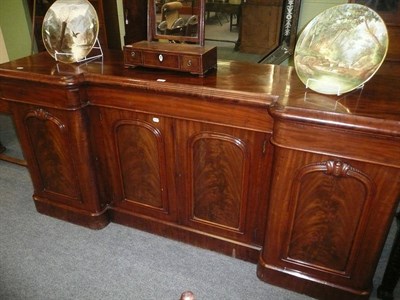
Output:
54 38 103 64
306 78 342 96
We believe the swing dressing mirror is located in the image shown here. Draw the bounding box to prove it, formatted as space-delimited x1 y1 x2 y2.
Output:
123 0 217 76
149 0 205 45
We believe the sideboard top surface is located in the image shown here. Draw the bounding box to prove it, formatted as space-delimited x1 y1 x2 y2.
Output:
0 51 399 135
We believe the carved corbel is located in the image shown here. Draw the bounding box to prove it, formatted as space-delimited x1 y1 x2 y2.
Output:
25 108 66 131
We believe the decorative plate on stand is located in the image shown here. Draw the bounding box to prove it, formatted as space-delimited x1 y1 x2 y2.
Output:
294 4 388 95
42 0 99 63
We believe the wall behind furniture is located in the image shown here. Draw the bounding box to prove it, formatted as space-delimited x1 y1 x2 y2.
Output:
298 0 347 31
116 0 125 48
0 26 9 63
0 0 32 61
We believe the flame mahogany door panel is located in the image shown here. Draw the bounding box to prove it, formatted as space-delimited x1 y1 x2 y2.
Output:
174 119 272 248
88 105 272 261
88 107 178 223
9 103 108 229
257 119 400 300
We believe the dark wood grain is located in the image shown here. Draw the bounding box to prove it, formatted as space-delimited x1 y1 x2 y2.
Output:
258 138 400 299
25 108 79 201
286 161 369 272
192 135 244 229
116 121 164 208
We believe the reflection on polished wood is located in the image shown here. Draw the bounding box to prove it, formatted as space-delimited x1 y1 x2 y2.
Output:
0 51 399 300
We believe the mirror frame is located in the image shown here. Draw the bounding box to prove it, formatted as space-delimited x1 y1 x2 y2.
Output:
258 0 302 64
148 0 205 46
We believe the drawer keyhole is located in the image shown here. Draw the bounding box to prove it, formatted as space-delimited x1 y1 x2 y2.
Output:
187 60 192 67
158 54 164 62
131 51 135 58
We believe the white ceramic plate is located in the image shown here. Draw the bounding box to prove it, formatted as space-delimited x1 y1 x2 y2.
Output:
42 0 99 63
294 4 388 95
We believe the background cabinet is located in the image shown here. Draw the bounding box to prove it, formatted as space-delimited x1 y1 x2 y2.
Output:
239 0 283 54
122 0 147 44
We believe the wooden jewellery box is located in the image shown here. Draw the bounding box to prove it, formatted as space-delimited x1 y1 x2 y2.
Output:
123 0 217 76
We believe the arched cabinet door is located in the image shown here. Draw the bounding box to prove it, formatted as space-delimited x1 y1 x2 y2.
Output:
114 118 170 212
258 146 400 299
175 119 272 247
91 107 178 222
283 159 375 274
24 108 81 204
12 104 107 229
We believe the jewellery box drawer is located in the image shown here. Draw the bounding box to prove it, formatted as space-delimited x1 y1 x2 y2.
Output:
123 41 217 76
143 52 179 69
181 55 200 73
124 49 142 65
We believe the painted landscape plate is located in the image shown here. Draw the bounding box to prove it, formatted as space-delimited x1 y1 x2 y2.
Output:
294 4 388 95
42 0 99 63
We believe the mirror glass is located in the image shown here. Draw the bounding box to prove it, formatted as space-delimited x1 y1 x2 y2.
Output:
146 0 302 64
149 0 205 45
203 0 302 64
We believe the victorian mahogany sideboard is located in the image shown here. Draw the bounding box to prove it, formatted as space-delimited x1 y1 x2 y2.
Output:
0 52 399 300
